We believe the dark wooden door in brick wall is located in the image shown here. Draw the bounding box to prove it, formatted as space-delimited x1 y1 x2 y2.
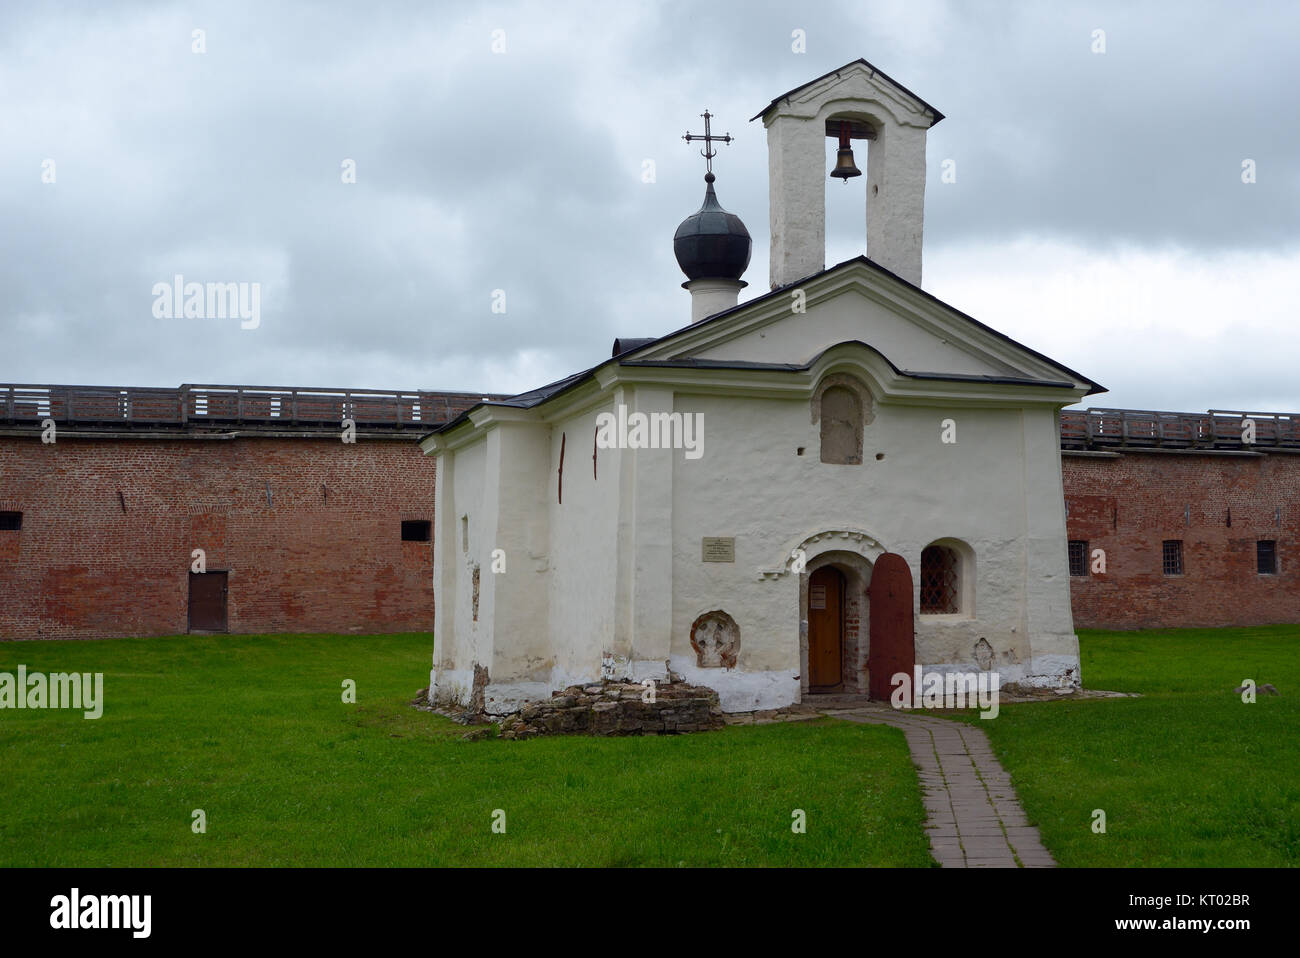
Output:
867 552 915 701
808 566 844 689
188 572 228 632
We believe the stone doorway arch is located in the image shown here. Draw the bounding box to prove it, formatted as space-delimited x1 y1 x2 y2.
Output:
799 549 875 695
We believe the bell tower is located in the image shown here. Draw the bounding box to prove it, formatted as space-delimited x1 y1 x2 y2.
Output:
753 59 943 289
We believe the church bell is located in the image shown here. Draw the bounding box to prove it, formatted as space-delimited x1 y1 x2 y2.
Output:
830 120 862 181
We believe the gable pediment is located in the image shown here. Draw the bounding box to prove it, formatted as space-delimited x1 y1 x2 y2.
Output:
630 257 1101 394
688 284 1018 378
751 58 943 129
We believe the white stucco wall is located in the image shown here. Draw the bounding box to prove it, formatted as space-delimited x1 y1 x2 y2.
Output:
429 436 488 704
428 363 1083 713
481 422 555 711
666 386 1080 709
543 401 622 694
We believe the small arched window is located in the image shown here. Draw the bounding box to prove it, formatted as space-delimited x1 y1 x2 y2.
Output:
920 545 960 614
819 386 863 464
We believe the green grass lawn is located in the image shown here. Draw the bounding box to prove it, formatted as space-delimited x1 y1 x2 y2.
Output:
0 633 931 867
956 625 1300 867
6 627 1295 867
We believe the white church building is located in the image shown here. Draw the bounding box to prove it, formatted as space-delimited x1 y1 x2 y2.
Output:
421 60 1103 714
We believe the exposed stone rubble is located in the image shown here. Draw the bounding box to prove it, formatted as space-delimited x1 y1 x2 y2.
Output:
497 680 724 740
722 703 823 725
411 687 487 726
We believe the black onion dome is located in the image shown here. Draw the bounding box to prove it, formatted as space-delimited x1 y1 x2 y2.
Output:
673 173 751 281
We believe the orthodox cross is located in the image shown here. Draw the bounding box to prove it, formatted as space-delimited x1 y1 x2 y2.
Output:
683 110 733 175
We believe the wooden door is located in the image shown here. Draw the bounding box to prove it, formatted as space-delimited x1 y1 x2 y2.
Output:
808 567 844 689
188 571 228 632
867 553 914 700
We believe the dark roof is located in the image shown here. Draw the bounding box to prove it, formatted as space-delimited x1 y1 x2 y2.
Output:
750 58 945 126
419 368 597 441
612 337 656 358
482 369 591 409
426 255 1103 440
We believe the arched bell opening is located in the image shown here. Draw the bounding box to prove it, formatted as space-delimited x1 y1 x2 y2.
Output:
823 112 877 266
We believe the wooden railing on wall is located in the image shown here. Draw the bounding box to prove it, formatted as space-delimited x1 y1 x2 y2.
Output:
0 383 494 429
1061 407 1300 450
8 385 1296 448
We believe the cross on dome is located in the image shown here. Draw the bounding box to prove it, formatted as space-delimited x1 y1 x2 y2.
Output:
682 109 733 179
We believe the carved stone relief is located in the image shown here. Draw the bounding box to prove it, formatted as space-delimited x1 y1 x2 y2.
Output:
690 611 740 669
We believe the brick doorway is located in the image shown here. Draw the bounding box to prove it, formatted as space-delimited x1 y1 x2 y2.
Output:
188 571 228 632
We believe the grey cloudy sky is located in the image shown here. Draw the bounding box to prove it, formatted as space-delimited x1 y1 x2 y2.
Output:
3 0 1298 412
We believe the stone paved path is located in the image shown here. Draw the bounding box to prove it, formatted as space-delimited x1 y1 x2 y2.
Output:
820 702 1056 868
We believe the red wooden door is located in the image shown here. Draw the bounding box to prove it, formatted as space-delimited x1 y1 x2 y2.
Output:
808 567 844 688
867 553 914 701
188 571 228 632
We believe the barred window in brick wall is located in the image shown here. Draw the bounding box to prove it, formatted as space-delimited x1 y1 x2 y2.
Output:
1162 539 1184 576
0 511 21 531
920 545 959 613
1068 540 1089 577
1258 540 1278 575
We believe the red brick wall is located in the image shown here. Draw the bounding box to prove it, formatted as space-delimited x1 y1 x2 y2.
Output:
7 434 1298 639
0 436 436 639
1063 452 1300 630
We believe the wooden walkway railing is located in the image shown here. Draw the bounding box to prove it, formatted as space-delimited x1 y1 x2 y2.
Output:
6 385 1296 449
1061 407 1300 450
0 383 494 429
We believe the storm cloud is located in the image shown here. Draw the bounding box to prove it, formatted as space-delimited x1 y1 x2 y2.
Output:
2 0 1297 411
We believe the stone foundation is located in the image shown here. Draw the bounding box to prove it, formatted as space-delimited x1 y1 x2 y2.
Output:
498 680 724 739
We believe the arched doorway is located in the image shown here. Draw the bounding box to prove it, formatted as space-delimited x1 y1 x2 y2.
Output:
807 566 845 690
786 531 885 697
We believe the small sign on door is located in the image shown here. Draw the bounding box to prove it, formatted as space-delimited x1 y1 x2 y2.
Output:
810 584 827 610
